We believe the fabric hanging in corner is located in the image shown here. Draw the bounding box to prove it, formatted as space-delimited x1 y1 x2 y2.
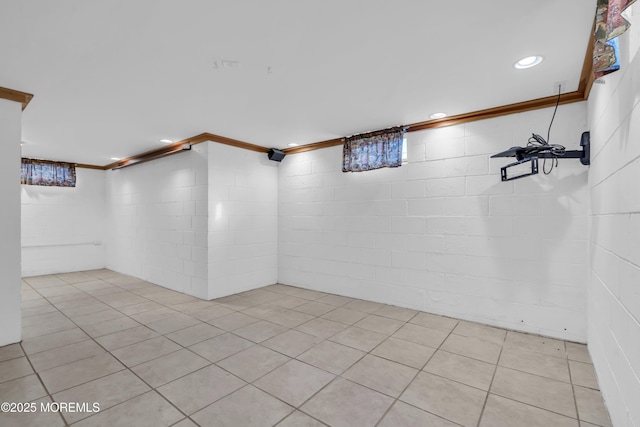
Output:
21 158 77 187
342 126 406 172
594 0 637 79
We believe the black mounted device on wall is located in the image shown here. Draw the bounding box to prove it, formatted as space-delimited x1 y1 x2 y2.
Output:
491 131 590 181
268 148 286 162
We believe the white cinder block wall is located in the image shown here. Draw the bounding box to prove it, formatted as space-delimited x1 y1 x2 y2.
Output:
587 5 640 425
279 102 589 341
21 169 107 276
0 99 22 346
207 143 278 298
105 145 209 298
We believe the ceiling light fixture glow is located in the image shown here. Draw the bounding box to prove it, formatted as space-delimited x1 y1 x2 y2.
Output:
110 157 121 161
515 56 543 69
429 112 447 119
287 143 299 147
160 139 173 144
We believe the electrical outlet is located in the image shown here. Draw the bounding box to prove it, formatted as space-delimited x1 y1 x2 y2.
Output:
553 80 566 94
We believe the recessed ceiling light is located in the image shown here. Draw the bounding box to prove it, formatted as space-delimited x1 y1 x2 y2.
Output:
429 112 447 119
515 56 543 69
110 157 121 161
288 143 299 147
20 141 26 146
160 139 173 144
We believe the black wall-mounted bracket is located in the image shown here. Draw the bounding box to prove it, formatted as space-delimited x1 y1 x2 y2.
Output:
492 131 590 181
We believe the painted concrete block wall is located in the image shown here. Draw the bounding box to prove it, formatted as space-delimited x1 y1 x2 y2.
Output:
587 5 640 425
105 145 209 299
279 102 589 341
21 168 106 276
0 99 22 346
207 143 278 298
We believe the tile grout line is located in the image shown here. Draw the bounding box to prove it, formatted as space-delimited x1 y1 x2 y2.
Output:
474 340 504 427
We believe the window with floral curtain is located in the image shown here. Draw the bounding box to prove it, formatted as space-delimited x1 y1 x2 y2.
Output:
342 126 406 172
21 158 76 187
594 0 636 79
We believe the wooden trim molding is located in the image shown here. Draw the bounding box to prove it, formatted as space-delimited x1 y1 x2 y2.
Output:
13 15 599 167
0 87 34 110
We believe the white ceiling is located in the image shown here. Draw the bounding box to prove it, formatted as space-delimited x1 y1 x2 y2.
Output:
1 0 596 166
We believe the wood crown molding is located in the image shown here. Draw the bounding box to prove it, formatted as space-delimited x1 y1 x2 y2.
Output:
24 16 600 169
0 87 34 110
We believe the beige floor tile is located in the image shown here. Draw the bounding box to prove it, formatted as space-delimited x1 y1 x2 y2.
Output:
69 308 124 326
343 354 417 397
215 295 262 310
504 331 565 358
265 309 316 328
0 374 47 402
262 329 322 357
240 289 282 304
192 385 294 427
21 311 70 328
0 343 24 362
254 359 335 406
293 289 328 301
144 313 201 334
321 307 368 325
111 336 182 367
56 271 96 284
208 312 260 331
73 391 183 427
570 360 599 389
0 396 66 427
315 294 354 307
29 340 105 372
453 321 507 345
276 411 326 427
21 304 59 318
262 284 302 296
36 285 83 298
342 299 385 313
0 357 34 383
401 371 487 427
297 341 365 375
372 336 436 369
301 378 393 427
567 342 592 363
499 346 571 382
171 418 198 427
330 326 387 352
188 305 236 322
480 394 579 427
354 314 405 335
167 300 212 314
117 301 165 316
39 352 124 394
441 334 502 364
60 302 111 317
82 316 141 338
158 365 246 415
293 301 335 316
21 328 90 355
165 323 224 346
574 385 612 427
379 401 459 427
130 307 178 324
425 350 496 390
373 304 418 322
491 366 576 418
393 323 449 348
189 333 254 362
132 348 209 387
21 317 77 339
24 274 66 288
242 304 286 320
233 320 288 343
53 370 150 424
296 318 348 339
268 295 309 309
216 345 290 382
95 325 159 351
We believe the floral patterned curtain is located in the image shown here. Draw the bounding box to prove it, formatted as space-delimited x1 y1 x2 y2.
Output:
594 0 637 79
342 126 406 172
21 158 76 187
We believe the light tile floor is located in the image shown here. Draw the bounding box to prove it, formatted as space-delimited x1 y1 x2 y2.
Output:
0 269 611 427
